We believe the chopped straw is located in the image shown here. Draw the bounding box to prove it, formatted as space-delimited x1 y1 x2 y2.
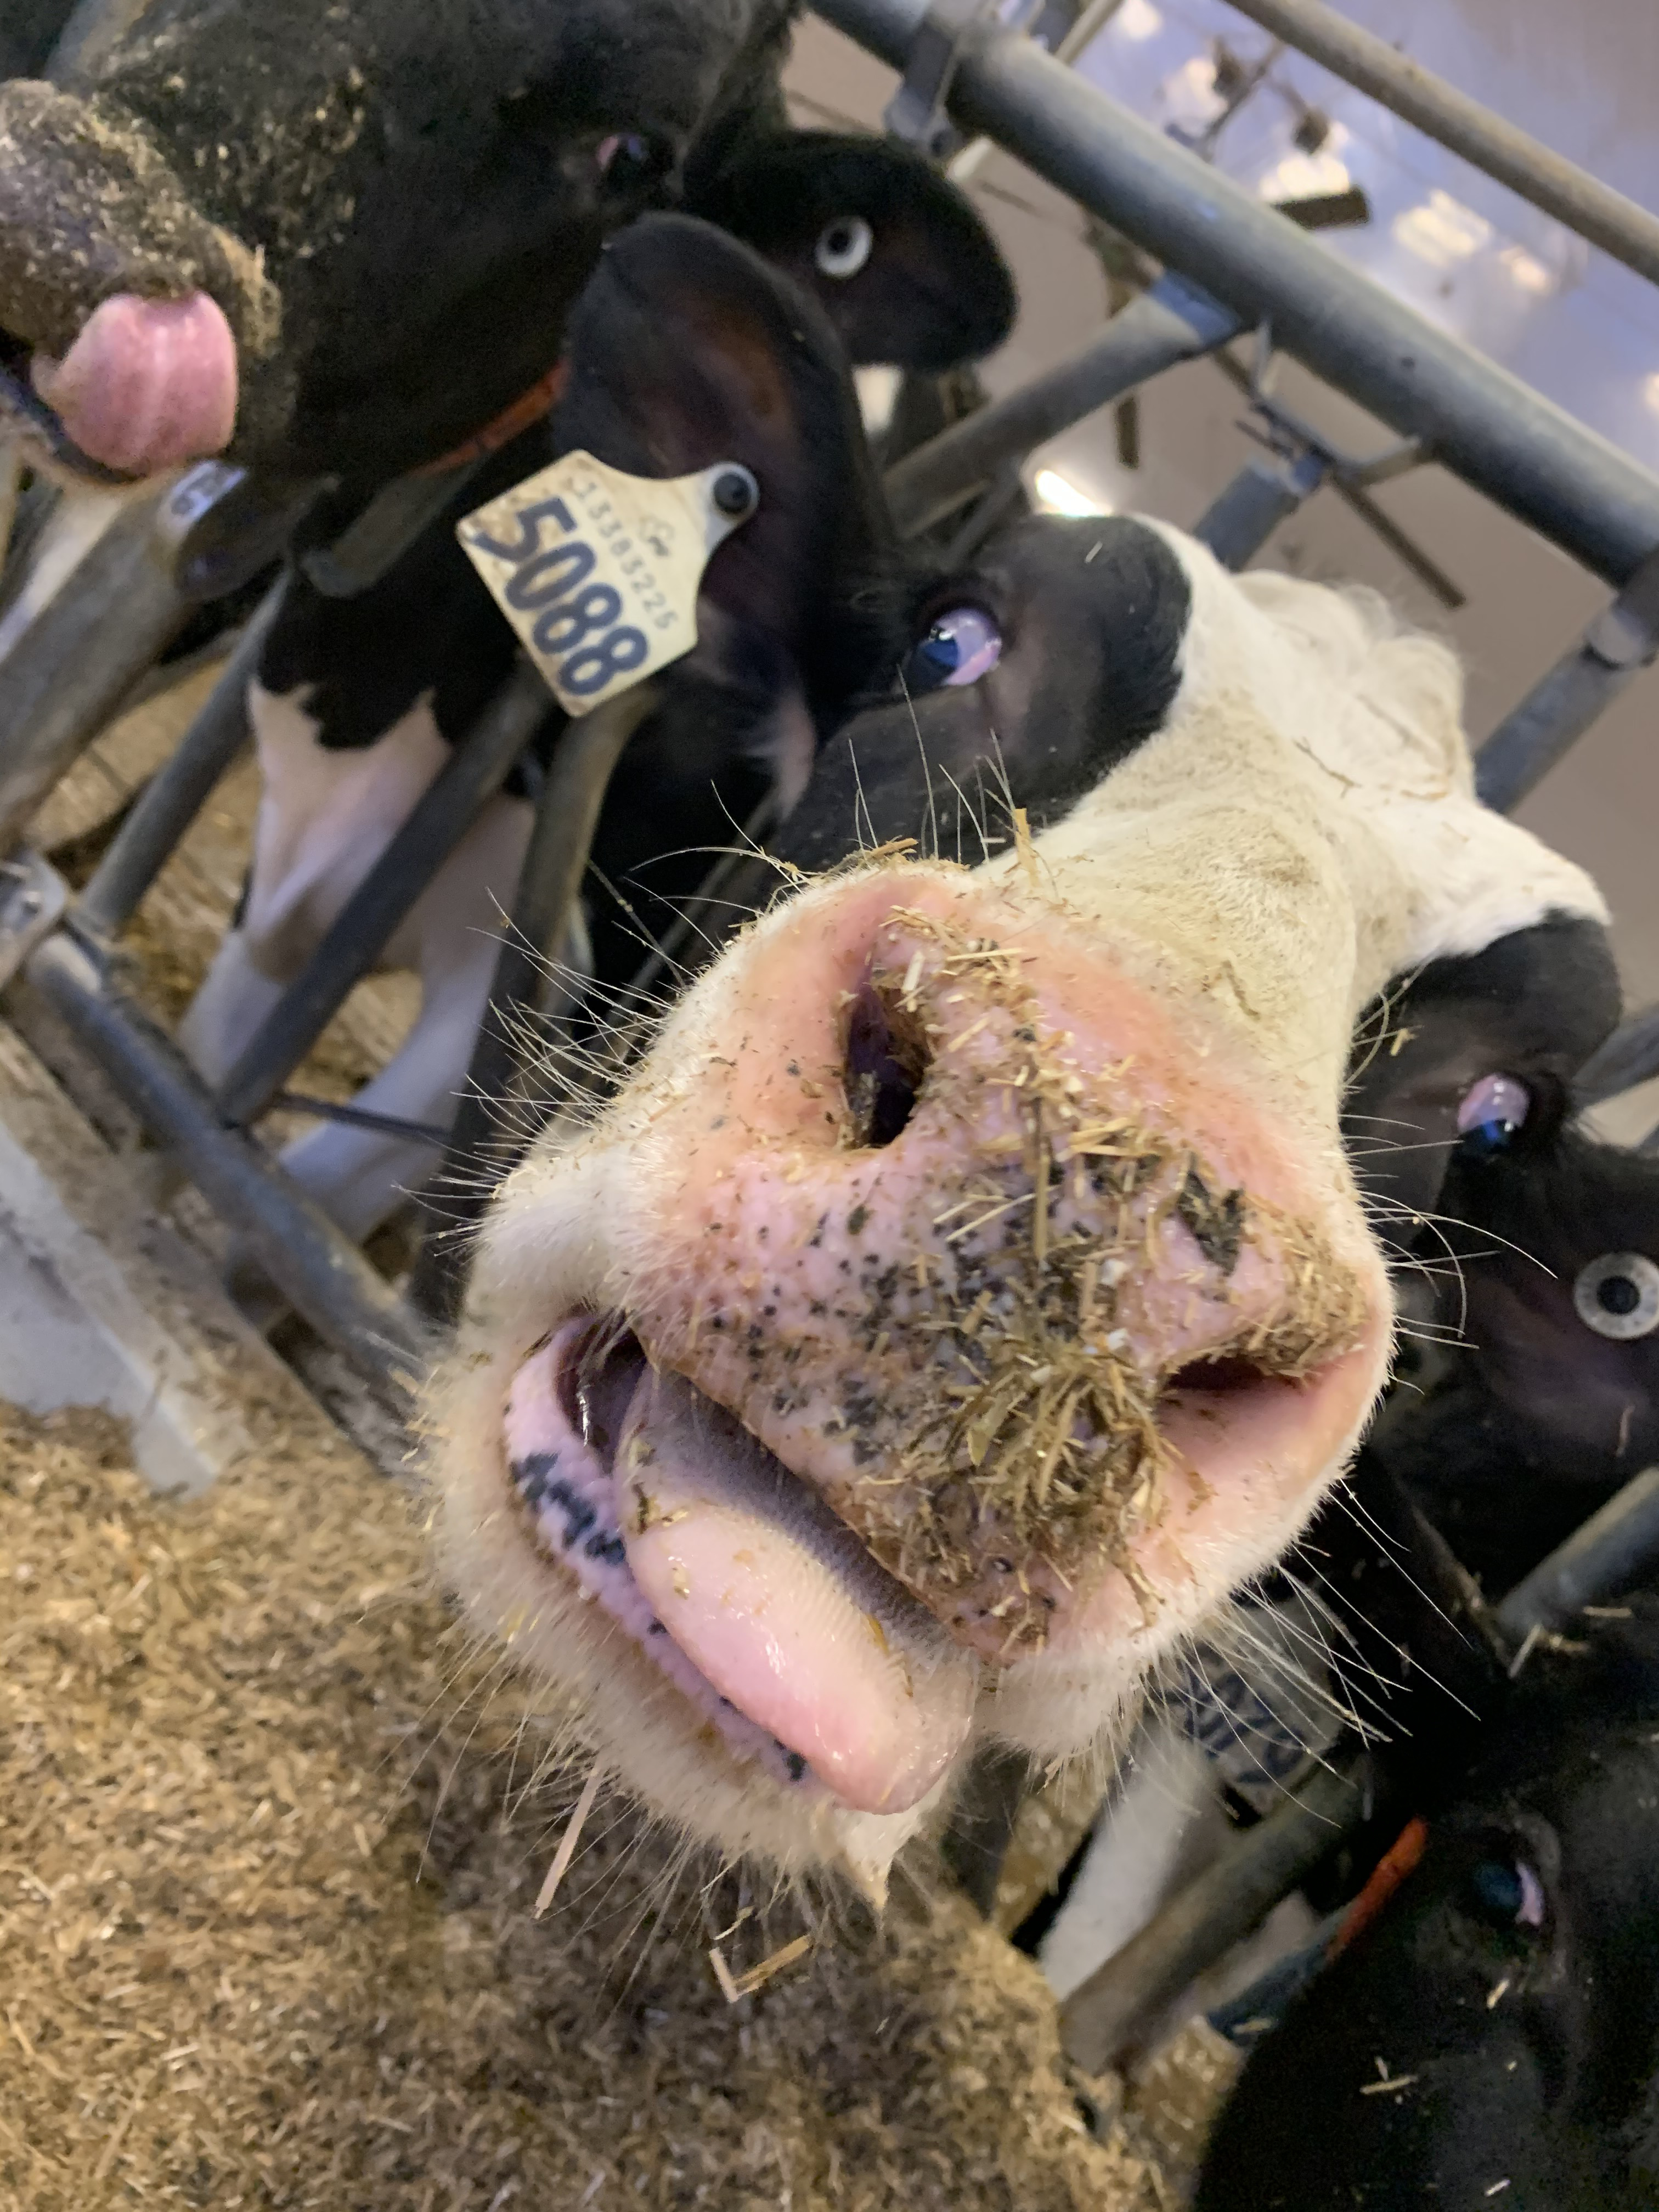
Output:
533 1764 602 1917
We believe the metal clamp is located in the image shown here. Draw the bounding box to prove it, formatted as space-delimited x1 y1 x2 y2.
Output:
883 0 996 157
1585 543 1659 670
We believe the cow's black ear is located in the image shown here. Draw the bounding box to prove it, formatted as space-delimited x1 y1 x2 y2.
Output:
1343 915 1620 1261
554 212 904 699
687 131 1016 370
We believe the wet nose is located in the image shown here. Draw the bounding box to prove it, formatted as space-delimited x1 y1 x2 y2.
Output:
624 865 1389 1658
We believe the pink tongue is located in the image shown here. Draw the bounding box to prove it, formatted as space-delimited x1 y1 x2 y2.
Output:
32 291 238 474
618 1367 976 1815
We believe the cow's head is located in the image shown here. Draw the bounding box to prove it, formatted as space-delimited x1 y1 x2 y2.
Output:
431 217 1615 1898
0 5 1012 492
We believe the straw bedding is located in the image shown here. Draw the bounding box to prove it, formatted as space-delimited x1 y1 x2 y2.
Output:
0 1398 1167 2211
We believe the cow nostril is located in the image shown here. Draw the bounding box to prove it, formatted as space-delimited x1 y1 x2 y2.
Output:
1164 1355 1267 1397
842 975 932 1149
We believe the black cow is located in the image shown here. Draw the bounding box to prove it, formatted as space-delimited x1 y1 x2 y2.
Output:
0 0 1007 494
1370 1121 1659 1592
1195 1601 1659 2210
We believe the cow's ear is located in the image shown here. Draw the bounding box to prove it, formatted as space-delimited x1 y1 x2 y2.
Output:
687 131 1015 370
1342 916 1621 1261
553 212 904 693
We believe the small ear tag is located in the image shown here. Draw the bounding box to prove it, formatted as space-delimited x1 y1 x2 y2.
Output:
458 452 758 718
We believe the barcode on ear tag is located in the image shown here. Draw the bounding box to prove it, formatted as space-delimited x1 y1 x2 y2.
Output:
458 451 757 717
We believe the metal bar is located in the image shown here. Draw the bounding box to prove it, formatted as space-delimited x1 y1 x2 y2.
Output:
1576 1004 1659 1108
0 492 185 854
946 0 1127 185
1221 0 1659 294
75 580 284 939
407 686 656 1322
214 659 552 1131
276 1092 452 1149
26 930 428 1416
1058 1754 1366 2074
883 274 1242 538
817 0 1659 585
1494 1467 1659 1641
1475 545 1659 812
1474 653 1647 814
1193 448 1327 568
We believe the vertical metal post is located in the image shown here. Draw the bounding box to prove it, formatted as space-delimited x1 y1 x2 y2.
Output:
1193 449 1327 569
75 579 285 940
407 686 656 1321
212 659 553 1130
1475 546 1659 813
0 490 185 853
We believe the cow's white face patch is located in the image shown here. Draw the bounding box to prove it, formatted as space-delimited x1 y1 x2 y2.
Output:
430 525 1608 1894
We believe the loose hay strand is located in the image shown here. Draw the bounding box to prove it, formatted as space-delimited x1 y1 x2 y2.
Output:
533 1763 602 1918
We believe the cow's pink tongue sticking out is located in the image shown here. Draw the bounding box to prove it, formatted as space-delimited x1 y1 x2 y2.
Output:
32 291 238 474
619 1367 977 1814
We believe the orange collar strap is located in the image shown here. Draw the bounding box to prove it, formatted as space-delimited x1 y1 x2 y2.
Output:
415 357 571 478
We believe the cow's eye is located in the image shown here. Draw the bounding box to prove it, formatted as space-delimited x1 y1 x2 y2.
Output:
1574 1250 1659 1340
1455 1071 1531 1153
815 215 874 279
1465 1856 1548 1934
902 607 1002 695
596 133 667 189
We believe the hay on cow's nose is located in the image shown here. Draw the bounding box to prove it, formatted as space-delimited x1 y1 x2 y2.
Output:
0 1397 1169 2210
854 904 1368 1650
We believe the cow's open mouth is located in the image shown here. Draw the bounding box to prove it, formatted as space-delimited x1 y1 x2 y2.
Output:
503 1318 980 1816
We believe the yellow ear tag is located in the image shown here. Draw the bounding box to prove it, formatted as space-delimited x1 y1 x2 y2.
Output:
457 451 759 718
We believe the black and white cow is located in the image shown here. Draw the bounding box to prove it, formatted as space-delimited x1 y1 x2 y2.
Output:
0 0 809 486
176 168 1014 1252
1371 1124 1659 1592
426 215 1617 1900
1194 1601 1659 2210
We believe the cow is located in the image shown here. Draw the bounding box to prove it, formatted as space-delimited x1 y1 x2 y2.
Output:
1370 1123 1659 1592
424 213 1618 1904
0 0 816 487
172 153 1013 1265
1193 1600 1659 2210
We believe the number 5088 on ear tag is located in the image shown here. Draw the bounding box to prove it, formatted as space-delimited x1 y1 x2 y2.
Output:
457 452 759 718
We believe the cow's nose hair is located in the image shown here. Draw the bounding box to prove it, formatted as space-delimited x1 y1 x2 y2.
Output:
840 969 932 1149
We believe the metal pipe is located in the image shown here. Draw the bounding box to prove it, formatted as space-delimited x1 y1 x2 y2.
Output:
946 0 1126 184
26 930 428 1416
213 659 552 1131
1474 651 1649 814
815 0 1659 586
407 686 655 1322
1221 0 1659 294
1058 1754 1366 2074
1475 544 1659 813
884 274 1241 537
1193 448 1327 568
0 492 185 854
1495 1467 1659 1641
75 580 284 939
1575 1004 1659 1109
